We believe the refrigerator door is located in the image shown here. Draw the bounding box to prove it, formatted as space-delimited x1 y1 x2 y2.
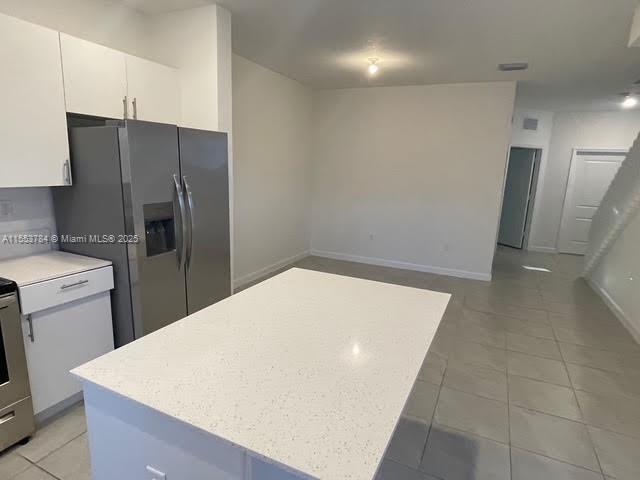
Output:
120 121 188 337
53 126 134 347
179 128 231 314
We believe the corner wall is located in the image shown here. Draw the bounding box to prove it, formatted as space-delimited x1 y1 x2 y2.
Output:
310 82 516 280
531 111 640 251
588 209 640 342
232 56 313 287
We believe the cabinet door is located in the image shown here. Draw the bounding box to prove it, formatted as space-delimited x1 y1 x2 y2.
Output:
0 13 70 187
60 33 127 119
126 55 180 124
22 292 114 415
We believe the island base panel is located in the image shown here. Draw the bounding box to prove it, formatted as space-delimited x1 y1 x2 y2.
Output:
83 382 310 480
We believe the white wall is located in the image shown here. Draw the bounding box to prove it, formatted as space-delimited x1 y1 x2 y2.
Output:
0 0 152 58
589 209 640 342
148 5 231 132
509 109 555 251
232 56 313 286
0 188 56 260
311 82 516 280
531 111 640 251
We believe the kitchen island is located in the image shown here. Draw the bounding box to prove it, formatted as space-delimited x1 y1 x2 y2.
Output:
73 268 450 480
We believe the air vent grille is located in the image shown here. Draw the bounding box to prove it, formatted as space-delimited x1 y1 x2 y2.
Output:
523 118 539 131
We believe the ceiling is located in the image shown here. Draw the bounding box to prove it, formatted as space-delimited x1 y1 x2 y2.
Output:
119 0 640 111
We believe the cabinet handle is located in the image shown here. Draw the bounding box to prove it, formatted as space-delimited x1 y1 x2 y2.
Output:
132 97 138 120
60 279 89 290
63 159 72 185
123 96 129 119
26 314 34 342
0 411 15 425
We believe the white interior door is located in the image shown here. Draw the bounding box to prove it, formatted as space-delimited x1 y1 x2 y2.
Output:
558 150 626 255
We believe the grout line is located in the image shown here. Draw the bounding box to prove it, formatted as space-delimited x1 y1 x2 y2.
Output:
506 348 513 480
561 347 607 477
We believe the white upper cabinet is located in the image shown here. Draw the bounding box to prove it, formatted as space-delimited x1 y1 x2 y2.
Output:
60 33 128 119
126 55 180 125
0 13 70 188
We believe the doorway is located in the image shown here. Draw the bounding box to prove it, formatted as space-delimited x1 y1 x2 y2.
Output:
498 147 541 249
557 149 627 255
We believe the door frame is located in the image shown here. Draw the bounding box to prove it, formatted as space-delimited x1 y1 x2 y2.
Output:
498 145 543 250
557 148 629 254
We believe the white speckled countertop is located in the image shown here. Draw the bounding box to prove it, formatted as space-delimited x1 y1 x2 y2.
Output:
73 268 450 480
0 251 112 286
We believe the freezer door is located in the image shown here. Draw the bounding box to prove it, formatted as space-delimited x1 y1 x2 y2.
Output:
179 128 231 314
53 126 134 347
121 121 188 337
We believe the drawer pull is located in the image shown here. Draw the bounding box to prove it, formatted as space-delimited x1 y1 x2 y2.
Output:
60 280 89 290
27 314 34 342
0 411 15 425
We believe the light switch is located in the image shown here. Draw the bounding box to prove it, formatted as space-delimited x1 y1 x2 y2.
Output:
146 465 166 480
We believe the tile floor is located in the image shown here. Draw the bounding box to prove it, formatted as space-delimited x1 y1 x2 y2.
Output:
2 247 639 480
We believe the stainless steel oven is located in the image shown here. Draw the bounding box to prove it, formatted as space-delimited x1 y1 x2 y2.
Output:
0 278 34 451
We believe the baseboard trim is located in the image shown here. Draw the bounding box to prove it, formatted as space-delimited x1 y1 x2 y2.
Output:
309 249 491 281
586 278 640 345
233 250 310 289
527 245 557 254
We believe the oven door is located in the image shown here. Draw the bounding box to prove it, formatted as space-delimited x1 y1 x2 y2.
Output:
0 293 31 407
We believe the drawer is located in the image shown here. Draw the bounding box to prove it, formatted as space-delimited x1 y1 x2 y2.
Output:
0 396 35 451
19 266 114 314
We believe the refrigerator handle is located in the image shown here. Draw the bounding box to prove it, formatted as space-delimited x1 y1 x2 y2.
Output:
183 176 195 270
172 174 187 271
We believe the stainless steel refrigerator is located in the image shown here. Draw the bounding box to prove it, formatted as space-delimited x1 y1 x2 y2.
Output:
53 120 231 347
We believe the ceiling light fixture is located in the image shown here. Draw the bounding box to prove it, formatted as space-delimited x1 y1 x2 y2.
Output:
367 58 379 76
622 95 638 109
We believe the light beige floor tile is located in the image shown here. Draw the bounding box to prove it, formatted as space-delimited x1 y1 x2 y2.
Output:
588 426 640 479
421 423 510 480
456 323 506 349
506 332 562 359
576 390 640 439
510 406 600 471
559 343 627 373
567 363 640 399
508 375 582 421
444 361 508 402
507 351 571 386
38 434 91 480
376 459 438 480
417 351 447 385
404 380 440 423
450 340 507 372
511 448 604 480
17 405 86 463
434 387 509 443
12 467 56 480
0 452 31 479
385 417 430 469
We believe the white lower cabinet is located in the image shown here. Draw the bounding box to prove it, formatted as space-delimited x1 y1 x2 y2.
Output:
20 267 114 416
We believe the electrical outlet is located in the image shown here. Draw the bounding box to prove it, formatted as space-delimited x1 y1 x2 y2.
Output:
0 200 14 218
146 466 166 480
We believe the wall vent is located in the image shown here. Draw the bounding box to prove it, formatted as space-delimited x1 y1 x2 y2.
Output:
523 118 539 131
